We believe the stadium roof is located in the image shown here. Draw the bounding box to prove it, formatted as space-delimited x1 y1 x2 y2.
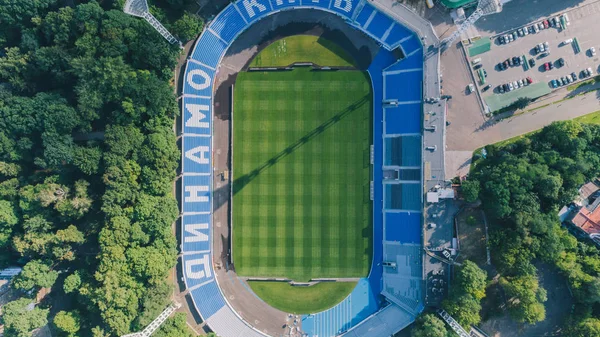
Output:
440 0 478 8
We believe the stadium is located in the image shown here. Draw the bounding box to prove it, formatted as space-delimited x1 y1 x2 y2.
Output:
179 0 440 336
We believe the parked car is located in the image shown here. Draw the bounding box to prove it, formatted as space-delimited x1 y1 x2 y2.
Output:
543 20 549 28
566 76 572 84
558 58 565 67
538 22 544 30
474 64 483 70
526 77 533 84
539 52 549 58
563 38 573 45
512 31 518 40
544 62 552 71
518 79 524 87
503 83 509 92
538 43 545 52
523 27 529 36
552 17 559 27
483 84 492 92
588 67 594 76
483 69 488 77
523 78 529 86
557 78 563 86
544 41 550 50
498 85 505 93
529 58 536 67
467 83 475 93
572 72 577 81
508 82 514 91
551 79 557 88
508 58 513 66
590 47 596 56
512 56 520 65
513 80 519 88
507 34 513 42
518 28 524 36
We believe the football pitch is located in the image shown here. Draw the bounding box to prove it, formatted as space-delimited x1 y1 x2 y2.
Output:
232 67 373 281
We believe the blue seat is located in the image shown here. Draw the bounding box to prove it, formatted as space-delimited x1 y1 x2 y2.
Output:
210 5 247 43
385 23 413 47
355 3 375 27
367 11 393 40
191 31 227 69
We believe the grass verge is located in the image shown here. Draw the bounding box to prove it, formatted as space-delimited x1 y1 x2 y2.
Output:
248 281 357 314
574 110 600 124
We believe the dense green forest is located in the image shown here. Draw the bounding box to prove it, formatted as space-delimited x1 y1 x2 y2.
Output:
0 0 203 336
467 121 600 336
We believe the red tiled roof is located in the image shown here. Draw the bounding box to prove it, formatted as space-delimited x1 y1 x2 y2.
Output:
573 207 600 235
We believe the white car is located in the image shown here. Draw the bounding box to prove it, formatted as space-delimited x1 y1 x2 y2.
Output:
538 43 545 52
533 25 539 33
563 13 570 25
538 22 544 30
523 27 529 36
563 38 573 45
513 80 519 88
508 82 514 91
588 67 594 76
591 47 596 56
544 41 550 50
518 79 524 87
467 83 475 93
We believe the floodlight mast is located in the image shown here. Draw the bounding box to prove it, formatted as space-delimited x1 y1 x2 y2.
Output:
441 0 502 49
123 0 181 46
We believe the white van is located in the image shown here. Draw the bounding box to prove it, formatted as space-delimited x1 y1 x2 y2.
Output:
471 58 481 65
563 13 570 25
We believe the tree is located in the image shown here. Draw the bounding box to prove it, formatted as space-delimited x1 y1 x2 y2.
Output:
153 313 194 337
171 12 203 42
63 271 81 294
1 298 49 337
12 260 58 291
572 318 600 337
500 274 547 323
411 313 449 337
443 293 482 328
462 180 480 203
0 199 18 247
53 311 81 336
454 260 487 301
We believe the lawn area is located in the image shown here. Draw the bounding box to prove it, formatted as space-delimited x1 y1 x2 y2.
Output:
232 67 372 282
249 35 357 68
248 281 357 314
485 83 551 113
574 110 600 124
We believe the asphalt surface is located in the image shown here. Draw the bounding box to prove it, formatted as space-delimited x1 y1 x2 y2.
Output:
476 0 600 97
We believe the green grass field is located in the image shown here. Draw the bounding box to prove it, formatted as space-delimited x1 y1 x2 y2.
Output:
232 67 372 281
248 281 357 314
249 35 357 68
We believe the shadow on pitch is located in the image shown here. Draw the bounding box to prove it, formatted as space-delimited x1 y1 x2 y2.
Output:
231 94 371 197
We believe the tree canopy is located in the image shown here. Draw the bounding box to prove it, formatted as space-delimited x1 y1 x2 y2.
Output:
471 121 600 329
0 0 202 335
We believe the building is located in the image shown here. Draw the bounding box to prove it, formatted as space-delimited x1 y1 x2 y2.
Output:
569 181 600 244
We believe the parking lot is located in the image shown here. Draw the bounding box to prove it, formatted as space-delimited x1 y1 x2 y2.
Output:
467 0 600 110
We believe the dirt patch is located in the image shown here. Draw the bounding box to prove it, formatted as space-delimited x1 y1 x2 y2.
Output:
455 208 487 266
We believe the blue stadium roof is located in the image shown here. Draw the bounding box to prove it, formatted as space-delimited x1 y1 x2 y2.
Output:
385 104 421 135
385 212 421 244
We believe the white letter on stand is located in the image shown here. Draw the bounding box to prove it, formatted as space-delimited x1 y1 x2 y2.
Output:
187 69 211 91
184 223 209 243
185 255 212 279
185 186 209 202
